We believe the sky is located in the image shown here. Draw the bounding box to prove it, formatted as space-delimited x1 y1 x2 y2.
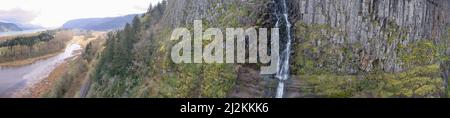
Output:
0 0 163 28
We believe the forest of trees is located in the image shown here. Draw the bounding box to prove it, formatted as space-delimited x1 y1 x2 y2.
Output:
86 1 239 97
97 15 141 77
91 1 167 78
0 30 73 63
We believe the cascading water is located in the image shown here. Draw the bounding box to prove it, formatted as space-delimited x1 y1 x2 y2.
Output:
274 0 292 98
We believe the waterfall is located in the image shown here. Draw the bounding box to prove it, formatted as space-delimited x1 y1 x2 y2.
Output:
274 0 292 98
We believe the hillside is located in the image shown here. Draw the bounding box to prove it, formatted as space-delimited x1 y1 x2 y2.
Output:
47 0 450 98
61 14 138 31
0 22 22 32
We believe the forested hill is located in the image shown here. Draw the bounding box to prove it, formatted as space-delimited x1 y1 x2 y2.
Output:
0 22 22 32
61 14 138 31
76 0 269 98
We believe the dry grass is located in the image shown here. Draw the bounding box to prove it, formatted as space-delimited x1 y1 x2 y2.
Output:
72 31 106 47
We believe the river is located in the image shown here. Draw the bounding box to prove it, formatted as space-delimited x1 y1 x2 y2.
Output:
0 43 81 97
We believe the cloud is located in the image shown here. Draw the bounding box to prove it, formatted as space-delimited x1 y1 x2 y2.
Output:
0 8 38 23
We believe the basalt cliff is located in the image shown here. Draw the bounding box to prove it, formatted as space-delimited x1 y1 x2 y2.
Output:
46 0 450 98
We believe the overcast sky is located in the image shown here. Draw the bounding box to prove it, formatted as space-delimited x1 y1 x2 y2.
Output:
0 0 163 28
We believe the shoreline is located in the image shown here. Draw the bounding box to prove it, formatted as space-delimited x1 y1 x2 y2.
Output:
5 33 103 98
0 51 63 68
13 48 82 98
0 34 84 68
19 59 70 98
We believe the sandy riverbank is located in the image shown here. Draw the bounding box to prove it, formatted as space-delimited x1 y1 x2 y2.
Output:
21 61 69 98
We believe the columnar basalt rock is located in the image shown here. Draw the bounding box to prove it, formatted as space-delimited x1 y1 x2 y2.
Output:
289 0 449 74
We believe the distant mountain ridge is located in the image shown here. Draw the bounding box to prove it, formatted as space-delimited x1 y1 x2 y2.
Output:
62 14 139 31
16 23 44 30
0 22 22 32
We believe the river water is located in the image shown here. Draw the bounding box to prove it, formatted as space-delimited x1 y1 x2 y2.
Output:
0 43 81 97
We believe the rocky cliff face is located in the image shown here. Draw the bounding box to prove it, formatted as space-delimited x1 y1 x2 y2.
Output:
87 0 273 98
283 0 450 97
288 0 449 74
83 0 450 98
